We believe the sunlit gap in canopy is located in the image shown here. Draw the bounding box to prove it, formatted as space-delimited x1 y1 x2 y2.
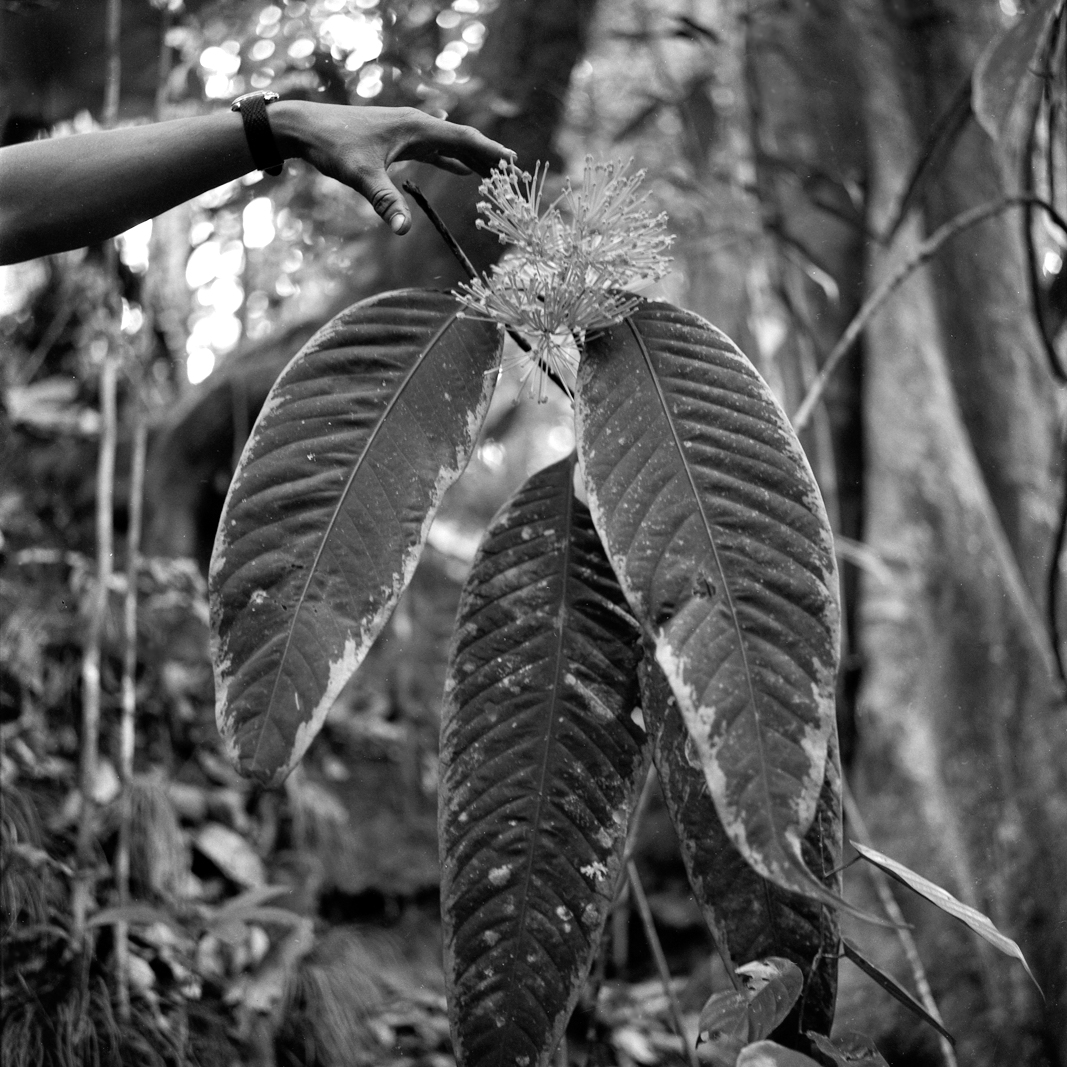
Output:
184 225 245 385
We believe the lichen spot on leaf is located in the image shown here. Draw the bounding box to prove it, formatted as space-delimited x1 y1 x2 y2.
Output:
580 861 609 883
488 865 511 887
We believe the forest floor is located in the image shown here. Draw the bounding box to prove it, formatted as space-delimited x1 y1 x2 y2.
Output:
0 423 724 1067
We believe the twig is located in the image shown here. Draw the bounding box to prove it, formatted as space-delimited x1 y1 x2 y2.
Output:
1021 47 1067 383
611 878 631 975
153 0 175 118
792 195 1067 434
627 859 700 1067
843 781 957 1067
1034 4 1067 781
402 179 573 397
93 0 128 1003
74 353 118 939
103 0 122 128
778 276 840 523
881 77 973 247
1050 450 1067 685
403 180 479 281
621 763 658 871
115 394 147 1022
604 766 658 976
20 297 74 385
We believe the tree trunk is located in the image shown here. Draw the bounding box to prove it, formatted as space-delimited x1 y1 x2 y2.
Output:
726 0 1067 1058
842 1 1067 1061
742 0 870 767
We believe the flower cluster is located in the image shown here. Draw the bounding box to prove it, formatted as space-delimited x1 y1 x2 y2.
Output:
456 158 673 401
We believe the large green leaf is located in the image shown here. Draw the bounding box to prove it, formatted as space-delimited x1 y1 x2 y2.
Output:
210 289 502 785
440 454 649 1067
642 657 840 1039
575 299 840 900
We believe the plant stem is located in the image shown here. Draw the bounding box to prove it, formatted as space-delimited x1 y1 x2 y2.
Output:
620 764 657 871
403 180 479 280
1020 16 1067 384
607 765 657 976
791 195 1067 434
115 394 146 1022
74 0 125 932
20 297 75 385
627 859 700 1067
1050 465 1067 685
103 0 122 128
403 179 572 397
844 781 957 1067
74 353 118 939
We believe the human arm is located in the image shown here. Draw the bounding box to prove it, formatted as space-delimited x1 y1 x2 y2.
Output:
0 101 514 264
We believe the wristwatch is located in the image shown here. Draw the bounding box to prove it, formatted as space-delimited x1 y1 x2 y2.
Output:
231 90 284 177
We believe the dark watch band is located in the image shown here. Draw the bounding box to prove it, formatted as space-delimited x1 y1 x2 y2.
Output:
231 91 284 177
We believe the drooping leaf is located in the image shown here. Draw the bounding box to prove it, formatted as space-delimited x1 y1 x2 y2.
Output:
736 1040 822 1067
575 299 840 901
642 657 841 1037
849 842 1041 994
440 454 649 1067
839 938 955 1045
806 1030 890 1066
973 0 1065 142
209 289 502 785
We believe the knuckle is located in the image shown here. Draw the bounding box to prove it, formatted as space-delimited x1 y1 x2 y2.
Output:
369 188 393 212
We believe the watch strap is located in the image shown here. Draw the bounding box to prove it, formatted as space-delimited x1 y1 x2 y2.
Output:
231 92 284 177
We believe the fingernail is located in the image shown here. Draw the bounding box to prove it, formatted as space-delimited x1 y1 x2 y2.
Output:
389 214 406 234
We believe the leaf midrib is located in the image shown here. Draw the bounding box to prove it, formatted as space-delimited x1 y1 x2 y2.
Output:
491 454 575 1067
623 315 782 850
251 304 461 771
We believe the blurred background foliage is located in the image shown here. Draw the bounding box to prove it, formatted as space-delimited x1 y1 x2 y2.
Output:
1 0 1066 1064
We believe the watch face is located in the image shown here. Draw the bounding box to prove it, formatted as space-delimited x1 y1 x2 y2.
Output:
232 91 279 107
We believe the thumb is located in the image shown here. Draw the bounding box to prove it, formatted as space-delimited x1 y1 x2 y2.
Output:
366 175 410 234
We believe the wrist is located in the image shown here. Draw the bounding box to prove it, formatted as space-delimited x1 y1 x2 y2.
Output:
230 91 285 175
267 99 314 162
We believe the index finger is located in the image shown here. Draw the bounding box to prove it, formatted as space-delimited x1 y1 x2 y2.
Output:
411 116 516 177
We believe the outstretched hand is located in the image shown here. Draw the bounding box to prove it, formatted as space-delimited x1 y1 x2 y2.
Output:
0 99 516 264
280 103 516 234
